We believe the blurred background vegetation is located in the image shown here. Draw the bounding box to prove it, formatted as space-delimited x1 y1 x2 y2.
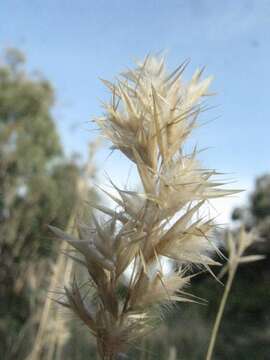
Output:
0 48 269 359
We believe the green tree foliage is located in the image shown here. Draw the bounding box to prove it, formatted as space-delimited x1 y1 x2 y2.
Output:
0 48 84 357
233 174 270 250
251 175 270 220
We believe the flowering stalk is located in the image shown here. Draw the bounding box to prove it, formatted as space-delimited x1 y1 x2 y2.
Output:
206 227 265 360
50 55 237 359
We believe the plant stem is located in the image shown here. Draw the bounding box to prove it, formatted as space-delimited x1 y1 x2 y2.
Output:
206 265 237 360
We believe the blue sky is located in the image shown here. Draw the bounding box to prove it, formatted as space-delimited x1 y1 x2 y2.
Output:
1 0 270 221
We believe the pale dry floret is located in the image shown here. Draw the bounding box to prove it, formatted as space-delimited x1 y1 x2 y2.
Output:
51 55 237 359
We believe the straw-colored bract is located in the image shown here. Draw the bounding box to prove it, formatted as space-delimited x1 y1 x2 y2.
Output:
50 55 237 359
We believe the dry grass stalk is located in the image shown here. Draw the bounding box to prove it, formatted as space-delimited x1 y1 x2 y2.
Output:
29 142 99 360
51 55 238 359
168 346 177 360
27 229 72 360
206 227 265 360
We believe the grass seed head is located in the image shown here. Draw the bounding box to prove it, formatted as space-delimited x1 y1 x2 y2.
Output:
51 54 237 358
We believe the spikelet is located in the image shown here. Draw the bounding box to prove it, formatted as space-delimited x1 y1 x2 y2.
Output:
51 55 237 359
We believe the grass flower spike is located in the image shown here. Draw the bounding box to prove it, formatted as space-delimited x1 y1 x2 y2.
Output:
206 227 265 360
50 55 237 359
